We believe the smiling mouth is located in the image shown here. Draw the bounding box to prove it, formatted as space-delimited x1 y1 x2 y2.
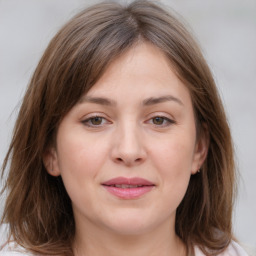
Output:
106 184 151 188
102 177 155 199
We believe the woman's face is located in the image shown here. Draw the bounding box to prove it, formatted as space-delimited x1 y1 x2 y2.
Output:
45 42 207 236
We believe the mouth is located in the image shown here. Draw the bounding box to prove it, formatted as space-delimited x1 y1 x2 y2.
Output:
101 177 155 199
106 184 148 188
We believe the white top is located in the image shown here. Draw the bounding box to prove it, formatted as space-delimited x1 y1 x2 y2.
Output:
0 241 249 256
194 241 249 256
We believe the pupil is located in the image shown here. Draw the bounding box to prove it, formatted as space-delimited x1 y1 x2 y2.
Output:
91 117 102 125
153 117 164 125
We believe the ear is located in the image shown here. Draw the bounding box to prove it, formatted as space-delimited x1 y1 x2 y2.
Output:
43 147 61 177
191 124 209 175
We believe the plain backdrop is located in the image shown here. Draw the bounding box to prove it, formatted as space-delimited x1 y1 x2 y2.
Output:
0 0 255 253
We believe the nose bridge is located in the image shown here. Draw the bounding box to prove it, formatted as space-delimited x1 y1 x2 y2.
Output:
111 118 146 165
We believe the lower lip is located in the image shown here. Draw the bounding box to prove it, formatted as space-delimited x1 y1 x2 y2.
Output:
103 185 154 199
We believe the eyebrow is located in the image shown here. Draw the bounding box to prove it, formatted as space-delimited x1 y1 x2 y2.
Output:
79 96 116 106
78 95 183 106
142 95 184 106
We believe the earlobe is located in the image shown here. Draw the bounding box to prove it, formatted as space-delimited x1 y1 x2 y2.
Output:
191 125 209 175
43 147 61 177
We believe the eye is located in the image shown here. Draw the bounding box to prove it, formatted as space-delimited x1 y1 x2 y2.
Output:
147 115 175 127
152 116 165 125
82 115 110 127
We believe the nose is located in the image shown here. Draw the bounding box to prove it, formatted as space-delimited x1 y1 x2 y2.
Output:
110 123 147 166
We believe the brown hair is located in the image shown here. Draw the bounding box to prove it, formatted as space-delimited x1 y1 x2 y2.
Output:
1 1 235 255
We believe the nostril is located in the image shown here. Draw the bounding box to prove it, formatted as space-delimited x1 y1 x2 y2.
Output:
117 158 123 162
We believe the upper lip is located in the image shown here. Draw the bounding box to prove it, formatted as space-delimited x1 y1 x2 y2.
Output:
102 177 155 186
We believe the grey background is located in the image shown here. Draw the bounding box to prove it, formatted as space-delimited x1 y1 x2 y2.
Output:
0 0 255 253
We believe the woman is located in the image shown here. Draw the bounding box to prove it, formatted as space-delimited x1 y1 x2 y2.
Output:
0 1 249 255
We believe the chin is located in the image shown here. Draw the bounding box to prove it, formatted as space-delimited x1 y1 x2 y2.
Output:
108 223 151 236
102 210 162 236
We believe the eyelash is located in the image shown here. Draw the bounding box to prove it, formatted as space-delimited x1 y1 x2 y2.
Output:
81 115 175 128
81 115 110 127
146 116 175 127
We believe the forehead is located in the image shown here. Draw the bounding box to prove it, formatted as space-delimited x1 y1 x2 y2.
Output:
84 42 191 106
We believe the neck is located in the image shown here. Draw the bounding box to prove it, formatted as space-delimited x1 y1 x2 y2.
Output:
73 220 186 256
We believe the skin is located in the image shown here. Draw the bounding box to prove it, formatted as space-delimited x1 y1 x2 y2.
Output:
44 42 208 256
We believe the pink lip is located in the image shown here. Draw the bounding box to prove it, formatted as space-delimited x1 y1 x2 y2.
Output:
102 177 155 199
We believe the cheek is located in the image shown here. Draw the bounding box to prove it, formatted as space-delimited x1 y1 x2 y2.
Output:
150 133 195 202
55 129 109 193
152 134 195 173
55 132 111 217
57 128 103 170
